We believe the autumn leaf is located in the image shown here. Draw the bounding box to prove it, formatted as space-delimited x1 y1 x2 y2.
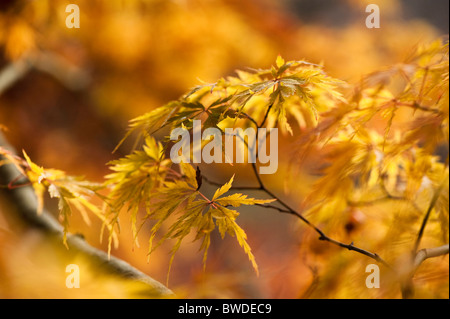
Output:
135 169 275 281
0 150 111 247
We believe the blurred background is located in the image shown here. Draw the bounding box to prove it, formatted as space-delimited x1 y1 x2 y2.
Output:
0 0 448 298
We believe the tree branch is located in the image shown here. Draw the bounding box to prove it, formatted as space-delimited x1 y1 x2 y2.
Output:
203 165 394 270
259 101 274 128
202 174 261 190
0 52 90 96
0 60 30 95
402 244 449 299
0 132 173 297
414 244 449 272
202 107 395 270
413 176 448 254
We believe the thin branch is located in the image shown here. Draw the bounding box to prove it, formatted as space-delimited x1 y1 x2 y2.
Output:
0 132 173 297
260 100 393 267
251 162 266 189
202 175 261 190
277 187 391 266
348 196 396 207
240 112 259 127
347 195 422 215
255 203 290 214
417 67 429 106
259 101 274 128
202 105 395 270
396 102 442 115
205 161 393 269
413 176 448 254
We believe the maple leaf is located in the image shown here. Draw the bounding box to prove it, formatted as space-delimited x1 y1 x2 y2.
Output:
5 151 110 247
104 136 171 251
140 169 274 281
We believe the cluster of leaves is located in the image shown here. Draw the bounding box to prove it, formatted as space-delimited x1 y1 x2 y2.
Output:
119 55 344 144
0 139 274 277
142 164 274 277
0 148 111 245
101 56 347 277
297 40 449 251
97 41 450 285
1 41 448 292
106 135 275 277
2 55 344 278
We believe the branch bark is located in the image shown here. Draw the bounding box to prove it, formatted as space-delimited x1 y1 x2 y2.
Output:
0 132 173 297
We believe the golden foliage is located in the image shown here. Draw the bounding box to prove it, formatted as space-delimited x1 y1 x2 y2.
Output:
0 0 448 299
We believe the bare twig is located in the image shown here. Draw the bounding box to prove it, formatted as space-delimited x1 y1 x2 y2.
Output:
240 112 259 127
255 164 393 268
259 101 274 128
413 175 448 254
203 164 393 270
202 175 261 190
